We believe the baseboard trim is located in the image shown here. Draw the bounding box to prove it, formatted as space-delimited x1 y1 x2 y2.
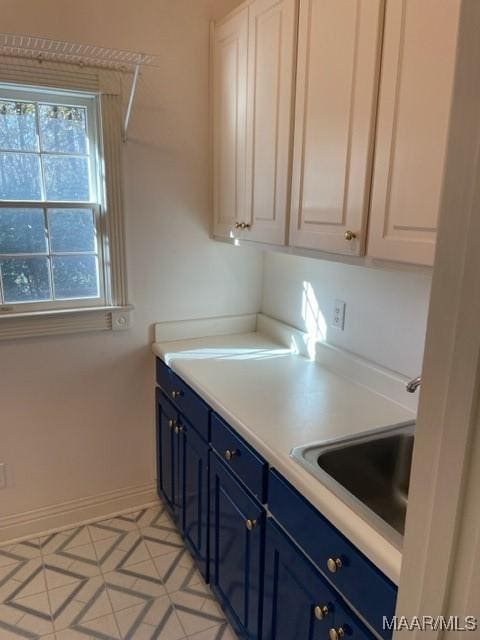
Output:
0 481 158 545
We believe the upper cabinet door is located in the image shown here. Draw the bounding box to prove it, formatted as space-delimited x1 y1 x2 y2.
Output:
212 8 248 238
289 0 383 255
244 0 297 245
367 0 461 266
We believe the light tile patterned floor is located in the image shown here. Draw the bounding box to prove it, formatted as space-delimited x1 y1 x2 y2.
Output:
0 502 237 640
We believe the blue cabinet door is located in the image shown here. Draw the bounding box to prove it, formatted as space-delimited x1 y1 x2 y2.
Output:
179 419 209 580
209 452 265 640
263 518 375 640
155 388 179 513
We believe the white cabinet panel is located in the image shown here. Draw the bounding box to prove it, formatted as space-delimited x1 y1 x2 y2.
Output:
289 0 383 255
213 8 248 238
245 0 297 245
367 0 461 266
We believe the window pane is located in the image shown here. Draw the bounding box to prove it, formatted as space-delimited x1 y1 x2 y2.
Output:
0 101 38 151
0 208 47 254
0 152 42 200
0 257 51 302
53 255 99 299
43 155 90 201
48 209 96 253
39 104 88 154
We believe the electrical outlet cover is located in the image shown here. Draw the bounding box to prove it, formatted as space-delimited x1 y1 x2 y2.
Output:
332 300 346 330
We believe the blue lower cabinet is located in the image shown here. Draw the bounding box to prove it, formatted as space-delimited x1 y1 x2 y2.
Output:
155 362 395 640
179 419 209 580
209 452 265 640
263 518 375 640
155 388 179 514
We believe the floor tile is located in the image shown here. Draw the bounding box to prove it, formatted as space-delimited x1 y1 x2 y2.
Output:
115 593 185 640
73 612 121 639
135 506 172 531
104 559 166 599
95 533 152 575
0 590 54 636
39 527 92 556
0 500 238 640
170 590 225 637
153 551 203 595
1 560 48 603
0 541 42 562
43 559 97 592
48 576 113 632
187 623 237 640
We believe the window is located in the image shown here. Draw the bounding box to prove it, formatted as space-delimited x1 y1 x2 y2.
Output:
0 84 108 312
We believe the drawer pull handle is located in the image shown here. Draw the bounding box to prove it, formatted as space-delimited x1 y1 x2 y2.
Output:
168 419 177 430
314 605 330 620
245 519 257 531
327 557 342 573
329 627 345 640
171 390 182 399
224 449 237 461
234 222 251 230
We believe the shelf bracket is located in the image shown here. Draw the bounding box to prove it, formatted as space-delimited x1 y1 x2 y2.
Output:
123 56 144 142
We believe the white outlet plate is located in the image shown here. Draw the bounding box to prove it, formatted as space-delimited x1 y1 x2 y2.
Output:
0 463 6 489
332 300 346 330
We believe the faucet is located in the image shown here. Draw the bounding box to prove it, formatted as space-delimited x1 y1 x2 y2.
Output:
406 376 422 393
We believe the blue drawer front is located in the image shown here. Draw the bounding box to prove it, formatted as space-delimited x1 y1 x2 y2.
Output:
268 470 396 639
211 413 267 503
156 358 210 442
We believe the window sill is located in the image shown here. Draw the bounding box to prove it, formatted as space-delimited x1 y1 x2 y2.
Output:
0 305 133 341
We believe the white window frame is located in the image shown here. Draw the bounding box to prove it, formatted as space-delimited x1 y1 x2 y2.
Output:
0 77 130 339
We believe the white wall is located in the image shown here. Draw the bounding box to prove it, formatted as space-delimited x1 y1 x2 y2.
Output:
261 252 431 376
0 0 263 524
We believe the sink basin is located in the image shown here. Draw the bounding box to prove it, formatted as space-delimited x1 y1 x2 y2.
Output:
290 422 415 549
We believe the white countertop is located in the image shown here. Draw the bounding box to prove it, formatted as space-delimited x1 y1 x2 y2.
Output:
152 326 415 584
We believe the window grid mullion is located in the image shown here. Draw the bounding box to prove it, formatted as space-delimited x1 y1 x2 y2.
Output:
0 148 90 158
0 262 5 305
33 101 47 202
44 206 56 301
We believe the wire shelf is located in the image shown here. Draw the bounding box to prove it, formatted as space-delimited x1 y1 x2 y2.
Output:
0 33 159 71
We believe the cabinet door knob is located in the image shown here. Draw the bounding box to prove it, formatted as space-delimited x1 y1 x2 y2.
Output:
168 419 177 430
174 425 184 434
327 557 342 573
171 390 182 400
329 627 345 640
314 604 330 620
245 519 257 531
224 449 237 461
344 230 356 241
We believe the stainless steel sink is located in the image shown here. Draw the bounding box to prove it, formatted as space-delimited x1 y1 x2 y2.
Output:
290 422 415 549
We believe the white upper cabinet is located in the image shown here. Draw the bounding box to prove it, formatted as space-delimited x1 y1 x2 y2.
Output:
244 0 297 244
213 0 462 266
212 8 248 239
367 0 461 266
212 0 297 244
289 0 383 255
